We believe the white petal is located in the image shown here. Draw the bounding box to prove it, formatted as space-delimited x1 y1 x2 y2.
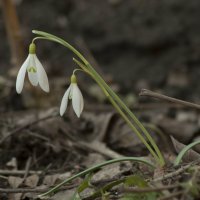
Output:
60 85 71 116
34 55 49 92
16 55 30 94
28 54 38 86
72 83 84 118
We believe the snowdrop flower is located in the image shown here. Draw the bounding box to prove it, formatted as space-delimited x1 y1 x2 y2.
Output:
16 43 49 94
60 74 84 117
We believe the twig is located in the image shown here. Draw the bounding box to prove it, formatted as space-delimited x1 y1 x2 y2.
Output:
0 170 42 176
1 0 25 66
0 110 58 145
118 184 180 193
23 157 32 181
139 89 200 110
63 129 123 159
0 185 76 194
79 141 123 159
153 159 200 182
0 175 8 180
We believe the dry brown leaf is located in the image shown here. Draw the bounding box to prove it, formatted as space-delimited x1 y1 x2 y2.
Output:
24 174 39 187
8 176 23 188
23 185 47 199
58 172 72 181
43 174 60 187
91 161 132 185
6 157 18 170
171 136 200 162
157 117 198 144
8 193 22 200
50 189 76 200
82 153 105 167
108 116 146 154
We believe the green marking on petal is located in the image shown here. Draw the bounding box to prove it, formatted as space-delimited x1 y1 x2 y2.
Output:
28 67 37 73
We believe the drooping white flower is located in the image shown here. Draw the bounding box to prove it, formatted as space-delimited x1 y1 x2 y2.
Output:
60 74 84 117
16 43 49 94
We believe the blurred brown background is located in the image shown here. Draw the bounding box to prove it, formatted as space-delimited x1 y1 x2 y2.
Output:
1 0 200 110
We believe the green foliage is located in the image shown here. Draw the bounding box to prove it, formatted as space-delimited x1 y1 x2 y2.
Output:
122 175 158 200
125 174 148 188
121 192 157 200
71 173 93 200
71 192 82 200
182 179 200 198
102 191 110 200
33 30 165 167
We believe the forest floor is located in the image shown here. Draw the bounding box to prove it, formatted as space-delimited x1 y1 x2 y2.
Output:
1 1 200 199
0 74 200 200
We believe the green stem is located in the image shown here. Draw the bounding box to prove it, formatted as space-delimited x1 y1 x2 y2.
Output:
32 30 165 166
38 157 155 198
32 30 88 64
106 95 161 164
86 63 165 166
74 58 164 166
74 59 160 164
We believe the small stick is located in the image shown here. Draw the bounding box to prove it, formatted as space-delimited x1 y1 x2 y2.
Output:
118 184 180 193
153 159 200 182
0 185 76 194
1 0 25 66
139 89 200 110
0 170 42 176
22 157 32 181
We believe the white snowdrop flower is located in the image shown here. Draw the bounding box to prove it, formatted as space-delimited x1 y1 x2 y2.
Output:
16 43 49 94
60 74 84 118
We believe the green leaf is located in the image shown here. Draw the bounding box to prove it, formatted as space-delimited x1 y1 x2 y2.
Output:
125 175 148 188
71 173 93 200
121 192 157 200
182 181 200 197
71 192 82 200
78 173 93 193
102 191 110 200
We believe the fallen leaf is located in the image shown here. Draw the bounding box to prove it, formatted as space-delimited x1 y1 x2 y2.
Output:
6 157 18 170
157 117 198 144
43 174 60 187
25 174 39 187
8 193 22 200
91 161 132 185
171 136 200 163
8 176 23 188
51 189 76 200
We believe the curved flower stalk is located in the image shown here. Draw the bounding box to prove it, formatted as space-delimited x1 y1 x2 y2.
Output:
16 43 49 94
60 74 84 117
32 30 165 167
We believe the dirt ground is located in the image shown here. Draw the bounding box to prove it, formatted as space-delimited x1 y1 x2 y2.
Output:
0 0 200 199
